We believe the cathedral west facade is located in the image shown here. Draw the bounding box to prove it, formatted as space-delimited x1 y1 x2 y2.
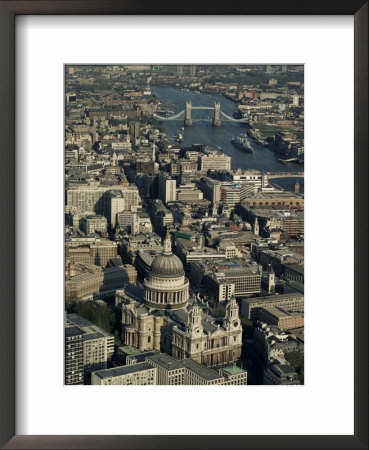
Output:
115 232 242 367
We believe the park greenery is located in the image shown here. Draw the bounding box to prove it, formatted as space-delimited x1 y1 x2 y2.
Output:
66 299 121 342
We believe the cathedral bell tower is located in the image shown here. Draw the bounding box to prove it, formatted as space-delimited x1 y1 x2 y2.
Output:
187 305 203 337
224 298 240 331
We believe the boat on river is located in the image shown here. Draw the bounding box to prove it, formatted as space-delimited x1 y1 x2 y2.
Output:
231 134 253 153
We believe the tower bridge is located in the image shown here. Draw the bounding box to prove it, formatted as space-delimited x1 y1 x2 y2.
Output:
154 101 249 127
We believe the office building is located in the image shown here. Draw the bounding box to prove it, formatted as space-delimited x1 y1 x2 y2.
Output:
158 173 176 204
198 153 231 171
66 314 114 382
80 215 107 235
240 293 304 321
65 326 84 385
91 362 157 385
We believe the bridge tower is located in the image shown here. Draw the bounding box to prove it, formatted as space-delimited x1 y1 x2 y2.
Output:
184 101 192 127
294 179 300 194
212 102 221 127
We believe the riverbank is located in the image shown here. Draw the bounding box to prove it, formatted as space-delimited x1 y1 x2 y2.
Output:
150 85 304 174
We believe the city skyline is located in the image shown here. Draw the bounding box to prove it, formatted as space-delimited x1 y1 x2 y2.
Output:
65 64 304 386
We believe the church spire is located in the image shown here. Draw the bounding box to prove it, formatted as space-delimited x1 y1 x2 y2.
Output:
152 140 156 162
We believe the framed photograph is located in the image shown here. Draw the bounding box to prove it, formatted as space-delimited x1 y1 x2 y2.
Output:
0 1 367 449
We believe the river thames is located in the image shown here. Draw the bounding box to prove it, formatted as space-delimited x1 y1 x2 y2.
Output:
151 85 304 194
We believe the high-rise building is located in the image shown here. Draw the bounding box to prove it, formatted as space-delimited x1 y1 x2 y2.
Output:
129 122 140 138
110 192 125 229
66 185 123 218
122 185 140 211
158 173 176 204
66 313 114 383
65 326 84 385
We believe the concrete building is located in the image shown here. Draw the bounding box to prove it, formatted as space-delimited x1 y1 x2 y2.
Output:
254 323 304 366
176 237 227 271
198 153 231 172
110 191 125 229
65 264 137 301
117 211 139 235
91 352 247 386
66 185 123 217
240 293 304 321
219 182 256 207
259 306 304 331
176 184 204 202
65 326 84 385
66 314 114 382
158 173 177 204
198 177 222 205
207 266 262 297
129 121 140 138
264 362 300 385
203 274 235 303
225 169 268 188
240 192 304 208
80 215 107 235
219 364 248 385
122 185 140 212
65 240 118 268
91 362 157 385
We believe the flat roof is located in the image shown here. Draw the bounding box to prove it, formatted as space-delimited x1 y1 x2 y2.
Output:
242 293 304 305
221 365 246 376
127 351 159 363
146 353 183 371
65 326 84 338
182 359 223 381
93 362 154 379
118 345 141 356
84 332 105 341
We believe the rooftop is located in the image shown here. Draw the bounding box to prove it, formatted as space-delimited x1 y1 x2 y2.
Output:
93 362 154 379
146 353 184 371
118 345 141 356
65 326 84 338
221 365 246 376
182 359 223 381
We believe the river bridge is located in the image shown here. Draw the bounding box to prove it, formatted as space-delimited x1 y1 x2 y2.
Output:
154 101 248 127
266 172 304 179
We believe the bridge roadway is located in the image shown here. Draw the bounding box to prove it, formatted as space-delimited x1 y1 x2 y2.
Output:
266 172 304 179
154 108 248 123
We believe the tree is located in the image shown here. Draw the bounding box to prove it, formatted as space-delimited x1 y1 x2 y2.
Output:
285 351 304 384
214 309 225 318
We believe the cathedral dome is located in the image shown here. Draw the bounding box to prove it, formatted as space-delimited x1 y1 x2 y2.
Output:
150 253 184 278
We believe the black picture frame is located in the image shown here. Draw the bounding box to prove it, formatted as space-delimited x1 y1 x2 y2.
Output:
0 1 367 449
